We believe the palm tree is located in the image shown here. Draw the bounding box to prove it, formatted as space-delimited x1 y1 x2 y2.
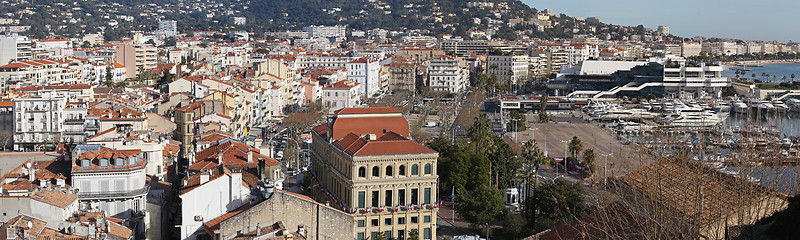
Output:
752 73 757 81
568 136 583 159
468 114 495 155
582 149 596 178
521 141 548 227
792 73 796 82
783 76 787 82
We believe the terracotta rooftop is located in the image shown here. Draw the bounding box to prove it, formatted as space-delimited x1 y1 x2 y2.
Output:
331 132 436 156
203 203 253 234
333 106 402 115
72 146 145 173
30 190 78 208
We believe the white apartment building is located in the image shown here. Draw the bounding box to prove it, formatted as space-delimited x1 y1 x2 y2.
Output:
0 57 89 89
63 104 88 144
90 135 167 178
487 55 529 84
347 57 381 98
660 56 730 98
158 20 178 37
322 80 362 112
0 35 32 66
295 53 355 69
441 39 508 55
179 166 249 240
71 145 148 221
681 42 702 57
12 94 67 151
427 56 469 93
92 62 127 84
33 39 73 59
536 44 599 66
302 25 347 42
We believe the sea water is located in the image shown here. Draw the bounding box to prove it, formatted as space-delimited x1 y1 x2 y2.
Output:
723 62 800 82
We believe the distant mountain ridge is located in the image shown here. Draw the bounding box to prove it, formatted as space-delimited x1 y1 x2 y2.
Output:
2 0 667 41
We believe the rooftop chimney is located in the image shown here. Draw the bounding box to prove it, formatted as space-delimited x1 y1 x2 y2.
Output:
199 171 209 184
248 150 253 163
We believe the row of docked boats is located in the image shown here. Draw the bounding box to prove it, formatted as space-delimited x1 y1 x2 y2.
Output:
585 99 727 127
730 98 800 114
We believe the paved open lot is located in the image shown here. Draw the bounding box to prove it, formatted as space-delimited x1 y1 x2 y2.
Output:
513 122 655 181
0 152 61 177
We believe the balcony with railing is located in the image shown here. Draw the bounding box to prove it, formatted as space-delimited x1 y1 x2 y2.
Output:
77 186 149 199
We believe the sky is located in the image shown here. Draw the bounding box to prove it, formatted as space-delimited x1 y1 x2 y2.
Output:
521 0 800 42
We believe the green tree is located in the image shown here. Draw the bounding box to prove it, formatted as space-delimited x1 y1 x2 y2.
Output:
524 179 586 230
455 185 504 228
582 149 596 178
538 95 549 123
489 137 521 189
81 41 91 48
104 66 113 87
568 136 583 159
792 73 796 82
408 229 419 240
520 141 548 227
373 232 386 240
504 212 527 237
506 110 526 132
467 114 494 155
158 68 173 89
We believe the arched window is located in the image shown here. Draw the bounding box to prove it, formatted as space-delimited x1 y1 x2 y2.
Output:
399 165 406 176
372 166 380 177
386 166 393 176
358 167 366 178
411 164 419 175
424 163 432 175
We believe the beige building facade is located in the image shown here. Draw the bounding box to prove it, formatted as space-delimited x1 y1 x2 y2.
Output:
309 107 439 240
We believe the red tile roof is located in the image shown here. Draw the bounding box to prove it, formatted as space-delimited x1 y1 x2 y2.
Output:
332 132 436 156
203 203 252 234
30 190 78 208
333 107 402 115
329 115 408 140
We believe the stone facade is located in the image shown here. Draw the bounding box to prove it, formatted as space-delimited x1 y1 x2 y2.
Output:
219 190 353 240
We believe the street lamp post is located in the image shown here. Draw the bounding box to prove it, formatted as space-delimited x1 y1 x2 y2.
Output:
560 140 569 177
600 153 613 186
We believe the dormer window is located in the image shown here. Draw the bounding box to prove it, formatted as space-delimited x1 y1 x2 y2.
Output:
114 158 124 167
99 158 109 167
81 159 90 168
128 156 137 165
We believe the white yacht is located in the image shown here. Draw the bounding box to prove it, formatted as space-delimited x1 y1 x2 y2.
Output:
712 102 731 113
614 120 654 132
650 100 662 111
758 101 775 111
732 100 749 114
661 104 727 127
773 100 789 111
787 98 800 112
661 101 675 112
640 101 652 111
596 108 657 120
667 114 724 127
